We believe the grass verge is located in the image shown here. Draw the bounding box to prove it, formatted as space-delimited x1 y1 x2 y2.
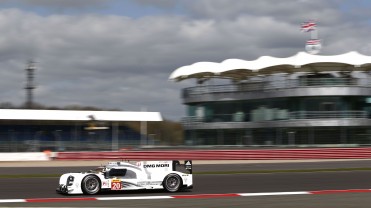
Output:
195 167 371 175
0 174 60 178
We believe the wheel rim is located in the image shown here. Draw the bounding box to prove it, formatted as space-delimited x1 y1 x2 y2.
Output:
85 177 99 193
166 176 179 190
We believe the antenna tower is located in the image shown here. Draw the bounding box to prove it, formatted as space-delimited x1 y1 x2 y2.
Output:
24 60 36 109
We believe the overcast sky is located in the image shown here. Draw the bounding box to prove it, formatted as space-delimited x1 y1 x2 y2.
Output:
0 0 370 120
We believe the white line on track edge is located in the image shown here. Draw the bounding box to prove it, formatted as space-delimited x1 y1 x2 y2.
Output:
0 199 26 203
1 189 370 203
239 191 310 197
97 196 172 200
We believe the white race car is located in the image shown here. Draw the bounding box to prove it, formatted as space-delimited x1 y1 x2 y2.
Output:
57 160 193 195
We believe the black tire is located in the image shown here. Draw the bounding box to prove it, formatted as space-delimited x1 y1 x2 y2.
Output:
163 173 182 192
81 175 101 195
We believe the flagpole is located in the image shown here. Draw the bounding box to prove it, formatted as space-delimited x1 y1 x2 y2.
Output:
302 20 321 54
311 27 318 40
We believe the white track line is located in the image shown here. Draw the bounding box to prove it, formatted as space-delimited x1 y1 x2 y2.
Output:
97 196 172 200
1 189 371 203
239 191 309 197
0 199 26 203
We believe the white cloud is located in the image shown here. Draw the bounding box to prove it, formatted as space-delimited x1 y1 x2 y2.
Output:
0 1 370 120
2 0 112 10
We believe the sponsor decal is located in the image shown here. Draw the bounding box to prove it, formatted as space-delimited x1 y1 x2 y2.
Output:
143 164 170 168
138 181 162 186
185 160 192 170
102 181 108 186
111 180 122 190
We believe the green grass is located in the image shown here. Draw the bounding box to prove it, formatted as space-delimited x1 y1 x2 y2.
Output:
195 167 371 175
2 167 371 178
0 174 60 178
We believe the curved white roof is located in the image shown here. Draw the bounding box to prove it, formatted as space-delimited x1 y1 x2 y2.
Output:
169 51 371 81
0 109 162 122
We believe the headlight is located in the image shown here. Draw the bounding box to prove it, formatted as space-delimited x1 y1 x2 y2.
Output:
67 175 74 186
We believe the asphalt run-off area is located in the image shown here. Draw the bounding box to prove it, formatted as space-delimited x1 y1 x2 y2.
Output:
2 160 371 207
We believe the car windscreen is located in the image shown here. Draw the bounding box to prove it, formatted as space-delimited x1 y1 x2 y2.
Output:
109 168 127 177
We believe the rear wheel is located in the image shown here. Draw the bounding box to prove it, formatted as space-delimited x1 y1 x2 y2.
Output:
81 175 100 195
163 173 182 192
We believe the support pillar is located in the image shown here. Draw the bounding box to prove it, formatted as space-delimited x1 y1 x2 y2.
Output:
112 122 119 151
340 127 347 145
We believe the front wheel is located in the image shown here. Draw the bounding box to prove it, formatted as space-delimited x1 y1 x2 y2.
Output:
163 174 182 192
81 175 100 195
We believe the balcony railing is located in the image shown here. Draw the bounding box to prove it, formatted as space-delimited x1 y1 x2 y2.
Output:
181 111 369 125
183 78 370 98
289 111 368 119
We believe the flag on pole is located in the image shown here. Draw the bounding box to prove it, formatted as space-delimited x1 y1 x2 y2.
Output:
306 39 321 45
301 21 316 32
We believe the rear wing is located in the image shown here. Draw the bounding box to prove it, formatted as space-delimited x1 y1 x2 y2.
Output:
173 160 192 174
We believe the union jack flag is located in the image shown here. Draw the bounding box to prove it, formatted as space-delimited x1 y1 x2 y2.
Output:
301 21 316 32
306 39 321 45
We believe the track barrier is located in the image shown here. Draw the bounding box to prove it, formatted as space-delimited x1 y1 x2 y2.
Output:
55 147 371 160
0 152 49 161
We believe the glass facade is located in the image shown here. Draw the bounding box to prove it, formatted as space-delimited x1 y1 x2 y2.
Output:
185 127 371 146
0 121 143 152
186 96 371 123
182 73 371 146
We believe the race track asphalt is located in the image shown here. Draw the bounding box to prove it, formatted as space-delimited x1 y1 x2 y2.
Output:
2 161 371 207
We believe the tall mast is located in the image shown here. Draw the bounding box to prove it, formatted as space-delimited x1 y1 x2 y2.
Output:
25 60 36 109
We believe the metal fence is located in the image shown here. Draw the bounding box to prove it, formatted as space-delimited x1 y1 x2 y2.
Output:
181 111 369 125
0 140 151 152
183 78 370 98
0 130 161 152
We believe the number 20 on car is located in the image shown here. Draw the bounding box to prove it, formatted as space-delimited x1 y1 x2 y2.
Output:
111 179 122 190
